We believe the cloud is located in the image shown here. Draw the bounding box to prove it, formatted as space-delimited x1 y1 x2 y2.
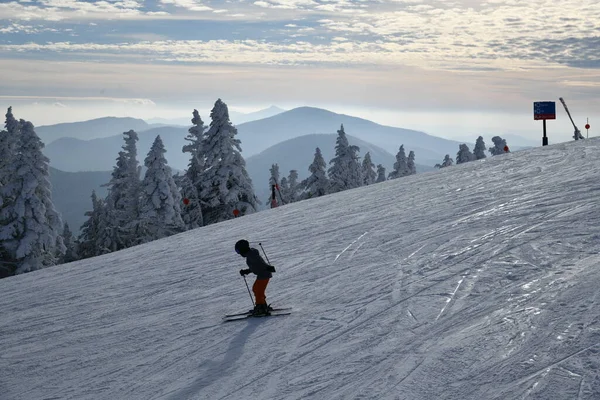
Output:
0 95 156 106
159 0 212 12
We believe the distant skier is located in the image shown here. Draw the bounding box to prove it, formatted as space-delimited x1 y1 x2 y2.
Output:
235 239 276 316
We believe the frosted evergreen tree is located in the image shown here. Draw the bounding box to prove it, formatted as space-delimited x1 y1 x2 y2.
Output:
94 199 117 255
137 136 185 243
361 152 377 185
78 191 105 259
389 145 410 179
279 176 289 204
302 147 329 199
104 130 141 251
181 109 205 229
0 107 19 189
376 164 386 183
456 144 475 164
178 174 203 230
489 136 508 156
0 119 64 274
201 99 258 224
435 155 454 168
328 124 362 193
62 222 78 263
286 170 300 203
407 151 417 175
266 163 281 207
473 136 487 160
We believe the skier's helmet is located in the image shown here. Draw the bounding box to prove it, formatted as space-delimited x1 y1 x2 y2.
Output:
235 239 250 255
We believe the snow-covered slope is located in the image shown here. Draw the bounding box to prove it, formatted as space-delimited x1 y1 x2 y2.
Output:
2 139 600 400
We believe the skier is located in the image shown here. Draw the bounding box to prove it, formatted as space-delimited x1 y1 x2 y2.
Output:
235 239 276 316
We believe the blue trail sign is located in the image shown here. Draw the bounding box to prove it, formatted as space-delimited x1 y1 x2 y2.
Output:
534 101 556 120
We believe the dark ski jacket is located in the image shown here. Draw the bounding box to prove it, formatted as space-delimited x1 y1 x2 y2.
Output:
244 248 273 279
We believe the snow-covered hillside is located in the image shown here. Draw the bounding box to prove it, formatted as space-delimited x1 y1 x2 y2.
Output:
2 139 600 400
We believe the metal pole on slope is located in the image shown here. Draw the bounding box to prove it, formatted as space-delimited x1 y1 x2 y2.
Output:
258 242 272 265
243 275 255 307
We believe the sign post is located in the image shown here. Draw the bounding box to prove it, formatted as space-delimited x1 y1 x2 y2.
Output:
534 101 556 146
585 119 590 138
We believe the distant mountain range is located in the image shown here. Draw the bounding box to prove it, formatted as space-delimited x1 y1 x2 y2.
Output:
43 106 466 173
36 117 153 144
146 105 286 127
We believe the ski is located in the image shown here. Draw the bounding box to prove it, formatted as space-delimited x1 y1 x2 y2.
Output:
224 307 292 318
223 311 291 322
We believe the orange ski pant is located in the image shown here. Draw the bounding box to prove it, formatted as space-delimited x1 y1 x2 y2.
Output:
252 278 270 305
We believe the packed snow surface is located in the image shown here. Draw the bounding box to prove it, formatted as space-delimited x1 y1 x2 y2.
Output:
2 139 600 400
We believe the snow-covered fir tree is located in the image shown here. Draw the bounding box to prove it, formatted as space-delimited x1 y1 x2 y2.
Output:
103 130 141 251
407 151 417 175
328 124 362 193
361 152 377 185
78 191 105 259
181 109 205 229
62 222 78 263
302 147 329 199
489 136 509 156
0 107 19 189
94 198 116 256
266 163 281 207
473 136 487 160
456 144 475 164
0 119 64 274
376 164 386 183
389 145 410 179
201 99 258 224
279 176 289 204
137 135 185 243
285 170 300 203
435 155 454 168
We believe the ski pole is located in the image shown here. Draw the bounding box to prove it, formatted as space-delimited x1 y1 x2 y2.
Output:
243 275 255 307
258 242 271 264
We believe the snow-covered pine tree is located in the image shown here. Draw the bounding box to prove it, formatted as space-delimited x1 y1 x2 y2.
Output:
279 176 289 204
302 147 329 199
286 170 300 203
0 119 64 274
376 164 386 183
407 151 417 175
137 135 185 243
62 222 79 263
178 174 203 230
78 191 105 259
266 163 281 207
0 107 19 190
435 154 454 168
328 124 362 193
94 198 116 255
456 144 475 164
361 152 377 185
201 99 258 224
0 108 21 273
489 136 508 156
473 136 487 160
389 145 410 179
104 130 141 251
181 109 205 229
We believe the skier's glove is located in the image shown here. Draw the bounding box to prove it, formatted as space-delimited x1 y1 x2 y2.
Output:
239 269 251 276
267 265 276 272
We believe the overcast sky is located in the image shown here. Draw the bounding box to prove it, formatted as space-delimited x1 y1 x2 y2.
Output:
0 0 599 141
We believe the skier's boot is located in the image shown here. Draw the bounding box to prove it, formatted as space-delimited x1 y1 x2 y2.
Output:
252 304 270 316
